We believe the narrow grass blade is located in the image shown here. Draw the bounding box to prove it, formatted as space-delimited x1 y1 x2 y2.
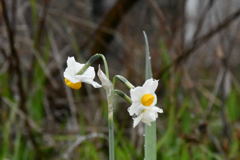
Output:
143 31 156 160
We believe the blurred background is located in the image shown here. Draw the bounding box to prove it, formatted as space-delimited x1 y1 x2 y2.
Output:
0 0 240 159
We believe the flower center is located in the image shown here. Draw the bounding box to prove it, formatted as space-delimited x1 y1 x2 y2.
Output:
64 78 82 90
141 94 154 106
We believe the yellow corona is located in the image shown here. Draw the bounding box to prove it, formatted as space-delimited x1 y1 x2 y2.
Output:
64 78 82 90
141 94 154 106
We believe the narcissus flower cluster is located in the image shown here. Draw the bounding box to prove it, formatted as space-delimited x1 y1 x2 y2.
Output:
63 56 163 128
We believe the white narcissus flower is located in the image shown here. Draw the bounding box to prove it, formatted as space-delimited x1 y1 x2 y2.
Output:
63 57 101 89
128 78 163 127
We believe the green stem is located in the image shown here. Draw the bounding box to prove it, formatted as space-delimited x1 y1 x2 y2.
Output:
96 54 115 160
107 88 115 160
77 53 109 78
143 31 156 160
96 54 114 160
113 75 134 89
114 89 132 104
77 53 114 160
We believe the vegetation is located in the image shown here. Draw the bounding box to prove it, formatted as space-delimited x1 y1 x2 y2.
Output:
0 0 240 160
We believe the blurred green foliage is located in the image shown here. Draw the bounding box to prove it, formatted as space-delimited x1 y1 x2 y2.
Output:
1 46 240 159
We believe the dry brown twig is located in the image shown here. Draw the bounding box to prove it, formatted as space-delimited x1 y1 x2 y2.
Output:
159 8 240 78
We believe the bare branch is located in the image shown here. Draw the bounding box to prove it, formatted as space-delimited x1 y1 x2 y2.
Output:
159 8 240 78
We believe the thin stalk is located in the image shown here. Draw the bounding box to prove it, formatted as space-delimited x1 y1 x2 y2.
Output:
113 75 134 89
77 54 109 78
104 65 114 160
106 88 115 160
77 54 114 160
114 89 132 104
143 31 157 160
104 68 115 160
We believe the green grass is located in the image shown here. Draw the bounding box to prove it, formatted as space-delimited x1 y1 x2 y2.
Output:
1 71 240 160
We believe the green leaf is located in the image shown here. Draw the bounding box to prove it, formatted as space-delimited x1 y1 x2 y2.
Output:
143 31 156 160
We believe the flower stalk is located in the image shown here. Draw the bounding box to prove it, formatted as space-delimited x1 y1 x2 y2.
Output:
76 54 114 160
106 87 115 160
114 89 132 104
143 31 157 160
88 55 115 160
113 75 135 89
77 54 109 78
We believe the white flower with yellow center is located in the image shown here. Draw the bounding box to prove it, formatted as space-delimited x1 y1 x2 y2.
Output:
128 78 163 127
63 57 101 89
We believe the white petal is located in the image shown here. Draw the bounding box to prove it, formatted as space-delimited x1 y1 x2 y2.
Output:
64 56 85 83
76 64 101 88
66 57 84 74
90 81 102 88
67 57 76 67
140 106 163 125
64 69 82 83
133 114 143 128
74 66 96 82
142 78 159 93
64 71 79 83
80 77 102 88
130 87 145 102
97 66 112 88
83 66 95 78
151 106 163 113
128 103 142 116
141 111 157 124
